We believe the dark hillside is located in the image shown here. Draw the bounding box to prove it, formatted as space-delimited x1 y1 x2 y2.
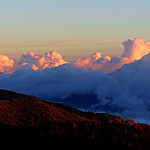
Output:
0 89 88 126
0 89 150 149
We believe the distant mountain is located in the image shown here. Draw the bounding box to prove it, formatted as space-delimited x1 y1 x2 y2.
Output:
0 89 150 149
53 93 98 109
53 93 120 113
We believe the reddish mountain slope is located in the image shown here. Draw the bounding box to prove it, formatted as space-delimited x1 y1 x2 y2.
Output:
0 89 88 126
0 89 150 149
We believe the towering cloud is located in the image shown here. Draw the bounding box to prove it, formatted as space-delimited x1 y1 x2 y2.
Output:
122 38 150 60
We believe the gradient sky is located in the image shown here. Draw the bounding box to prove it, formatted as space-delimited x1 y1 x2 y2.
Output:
0 0 150 62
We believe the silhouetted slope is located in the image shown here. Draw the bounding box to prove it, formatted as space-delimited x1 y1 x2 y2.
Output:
0 89 150 149
51 102 125 123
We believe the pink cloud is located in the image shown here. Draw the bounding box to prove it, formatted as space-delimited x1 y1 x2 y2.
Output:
0 54 14 74
122 38 150 60
0 38 150 74
72 38 150 72
19 51 68 70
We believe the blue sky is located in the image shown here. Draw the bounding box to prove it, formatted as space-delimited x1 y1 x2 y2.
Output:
0 0 150 61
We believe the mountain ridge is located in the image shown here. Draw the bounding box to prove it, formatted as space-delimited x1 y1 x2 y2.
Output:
0 89 150 149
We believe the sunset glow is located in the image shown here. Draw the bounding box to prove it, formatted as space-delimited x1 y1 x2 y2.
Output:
1 0 150 143
1 38 150 74
1 0 150 61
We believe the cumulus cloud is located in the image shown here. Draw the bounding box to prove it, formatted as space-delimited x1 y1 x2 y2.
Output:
0 51 68 74
0 38 150 123
0 38 150 74
0 54 14 74
72 38 150 72
122 38 150 60
72 52 102 70
19 51 68 70
72 52 131 72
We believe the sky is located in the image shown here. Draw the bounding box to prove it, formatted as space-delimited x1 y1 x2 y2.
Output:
0 0 150 62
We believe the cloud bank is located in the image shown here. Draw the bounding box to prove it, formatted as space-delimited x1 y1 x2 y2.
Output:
1 38 150 74
0 38 150 123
